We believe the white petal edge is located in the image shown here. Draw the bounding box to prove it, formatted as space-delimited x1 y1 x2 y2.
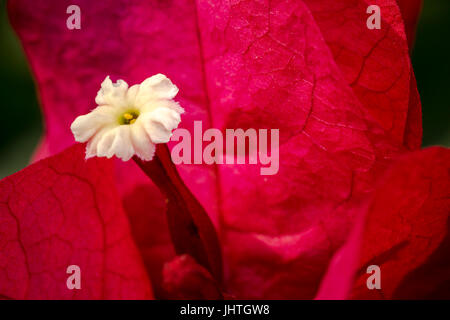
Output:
135 74 179 107
130 121 156 161
141 107 182 144
126 84 140 107
95 76 129 107
85 125 116 159
97 126 135 161
141 99 184 115
70 106 116 142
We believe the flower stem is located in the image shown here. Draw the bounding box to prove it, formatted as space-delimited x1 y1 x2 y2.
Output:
133 144 223 284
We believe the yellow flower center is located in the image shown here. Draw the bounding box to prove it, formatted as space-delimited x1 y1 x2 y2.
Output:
119 110 139 125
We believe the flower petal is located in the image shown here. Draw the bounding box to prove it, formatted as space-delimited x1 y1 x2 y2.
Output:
95 76 129 107
97 126 134 161
142 108 181 144
126 84 141 106
141 99 185 115
130 121 156 161
85 125 116 159
70 106 116 143
135 74 179 107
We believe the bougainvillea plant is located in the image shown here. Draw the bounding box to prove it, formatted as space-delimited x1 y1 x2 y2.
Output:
1 0 449 299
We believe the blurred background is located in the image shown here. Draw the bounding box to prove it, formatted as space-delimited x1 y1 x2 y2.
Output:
0 0 449 178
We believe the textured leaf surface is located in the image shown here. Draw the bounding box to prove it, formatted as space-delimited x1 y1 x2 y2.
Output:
195 0 414 298
316 147 450 299
0 144 152 299
303 0 422 149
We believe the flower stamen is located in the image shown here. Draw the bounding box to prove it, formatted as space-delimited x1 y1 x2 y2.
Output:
119 110 139 125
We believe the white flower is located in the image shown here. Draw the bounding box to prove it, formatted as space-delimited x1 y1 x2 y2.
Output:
71 74 184 161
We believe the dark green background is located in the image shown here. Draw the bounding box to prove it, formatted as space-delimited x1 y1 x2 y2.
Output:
0 0 449 178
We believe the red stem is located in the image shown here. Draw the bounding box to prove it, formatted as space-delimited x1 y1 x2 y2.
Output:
133 144 223 284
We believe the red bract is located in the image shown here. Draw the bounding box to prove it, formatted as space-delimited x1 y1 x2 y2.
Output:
3 0 448 300
193 0 416 299
396 0 423 49
303 0 422 149
0 144 152 299
162 255 222 300
317 147 450 299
